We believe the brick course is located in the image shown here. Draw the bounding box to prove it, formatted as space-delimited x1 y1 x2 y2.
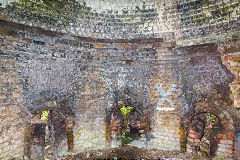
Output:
0 0 239 159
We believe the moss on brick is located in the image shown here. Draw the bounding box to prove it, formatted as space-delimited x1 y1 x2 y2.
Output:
7 0 89 26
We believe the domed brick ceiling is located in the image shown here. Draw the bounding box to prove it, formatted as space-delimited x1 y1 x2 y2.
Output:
0 0 159 39
0 0 239 43
0 1 240 159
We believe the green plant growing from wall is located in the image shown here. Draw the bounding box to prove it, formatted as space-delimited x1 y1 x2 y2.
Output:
120 106 133 115
41 110 49 120
44 141 50 147
41 110 51 148
120 106 133 145
206 112 217 122
121 134 133 145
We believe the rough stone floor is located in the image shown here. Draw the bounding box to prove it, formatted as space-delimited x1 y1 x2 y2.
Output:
59 146 211 160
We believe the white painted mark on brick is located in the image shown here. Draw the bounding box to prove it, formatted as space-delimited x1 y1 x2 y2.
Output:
156 84 176 111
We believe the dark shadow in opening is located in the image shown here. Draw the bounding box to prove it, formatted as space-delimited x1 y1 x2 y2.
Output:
24 110 74 159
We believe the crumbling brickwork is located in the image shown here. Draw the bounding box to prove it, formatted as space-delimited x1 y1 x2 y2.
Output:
0 0 239 160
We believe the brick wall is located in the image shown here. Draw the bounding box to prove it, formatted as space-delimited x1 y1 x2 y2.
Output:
220 39 240 114
186 128 200 153
0 20 183 158
0 34 25 159
186 128 235 158
0 2 239 158
176 42 239 158
0 0 239 43
219 39 240 159
148 46 182 151
215 133 234 158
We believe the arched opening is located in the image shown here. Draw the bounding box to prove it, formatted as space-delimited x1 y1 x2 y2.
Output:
184 104 237 159
24 110 74 159
186 112 221 157
108 100 150 147
182 87 238 159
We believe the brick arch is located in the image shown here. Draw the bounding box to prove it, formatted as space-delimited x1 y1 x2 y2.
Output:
105 89 151 147
24 110 74 159
184 102 235 158
107 102 150 147
23 92 76 159
26 90 76 119
194 105 234 131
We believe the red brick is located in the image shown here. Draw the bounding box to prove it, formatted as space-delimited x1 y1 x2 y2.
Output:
112 126 119 130
226 133 234 140
189 133 198 139
225 149 233 155
95 43 104 49
0 94 6 99
193 138 200 143
12 93 20 98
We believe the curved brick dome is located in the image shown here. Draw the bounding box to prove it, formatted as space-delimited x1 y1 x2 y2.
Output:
0 0 239 43
0 0 240 160
0 0 159 39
